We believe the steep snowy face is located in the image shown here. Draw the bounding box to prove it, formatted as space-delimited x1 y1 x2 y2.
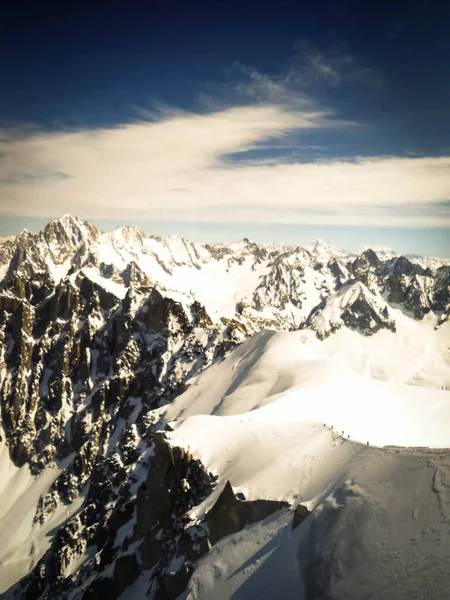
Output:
0 216 449 600
305 280 396 339
245 248 313 314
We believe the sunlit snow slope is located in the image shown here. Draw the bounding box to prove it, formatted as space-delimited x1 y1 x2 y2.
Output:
162 331 450 600
164 330 450 449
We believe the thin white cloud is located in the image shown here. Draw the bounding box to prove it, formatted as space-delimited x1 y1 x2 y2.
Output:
0 103 449 228
290 40 384 90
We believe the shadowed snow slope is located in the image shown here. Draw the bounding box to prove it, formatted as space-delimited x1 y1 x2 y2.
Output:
179 445 450 600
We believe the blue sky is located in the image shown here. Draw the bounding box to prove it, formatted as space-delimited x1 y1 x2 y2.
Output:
1 0 449 255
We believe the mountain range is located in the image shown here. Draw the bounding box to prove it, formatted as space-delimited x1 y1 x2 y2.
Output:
0 215 449 599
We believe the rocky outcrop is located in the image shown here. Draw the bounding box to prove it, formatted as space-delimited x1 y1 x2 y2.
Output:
292 503 311 529
205 481 289 545
305 281 396 340
139 288 191 336
249 250 311 312
341 295 396 335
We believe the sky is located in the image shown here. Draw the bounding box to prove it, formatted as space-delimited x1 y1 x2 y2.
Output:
0 0 449 256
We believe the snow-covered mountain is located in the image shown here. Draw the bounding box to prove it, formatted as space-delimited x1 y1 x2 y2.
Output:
0 215 449 599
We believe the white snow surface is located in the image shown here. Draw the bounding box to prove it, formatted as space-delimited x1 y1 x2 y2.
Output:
181 444 450 600
165 331 450 600
299 308 450 389
93 233 269 319
164 330 450 450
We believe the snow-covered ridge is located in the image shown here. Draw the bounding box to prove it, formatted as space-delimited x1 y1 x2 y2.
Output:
1 215 448 325
163 331 450 599
1 215 448 277
165 330 450 451
1 215 449 389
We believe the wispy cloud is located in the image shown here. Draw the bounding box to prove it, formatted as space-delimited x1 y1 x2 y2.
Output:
1 104 449 228
290 40 384 89
0 46 448 229
210 38 383 112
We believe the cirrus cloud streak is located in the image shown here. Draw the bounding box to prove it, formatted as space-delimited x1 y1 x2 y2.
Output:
0 103 449 228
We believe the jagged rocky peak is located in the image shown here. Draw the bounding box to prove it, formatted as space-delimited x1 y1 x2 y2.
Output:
293 245 314 265
143 233 211 272
43 214 100 250
361 248 381 268
434 266 450 308
376 254 447 318
226 238 268 265
1 216 102 300
249 258 306 311
328 257 350 281
380 255 425 278
0 236 17 266
305 280 396 339
119 260 151 289
306 238 335 253
305 238 339 264
272 246 313 269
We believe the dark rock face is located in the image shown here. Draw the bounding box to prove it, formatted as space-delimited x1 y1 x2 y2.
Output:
0 220 244 599
111 554 140 597
376 258 449 320
329 258 348 283
16 432 217 600
136 433 215 536
0 253 219 474
380 256 423 278
361 248 380 268
434 266 450 310
141 288 191 335
292 503 312 529
205 481 289 545
341 295 396 335
304 282 396 339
